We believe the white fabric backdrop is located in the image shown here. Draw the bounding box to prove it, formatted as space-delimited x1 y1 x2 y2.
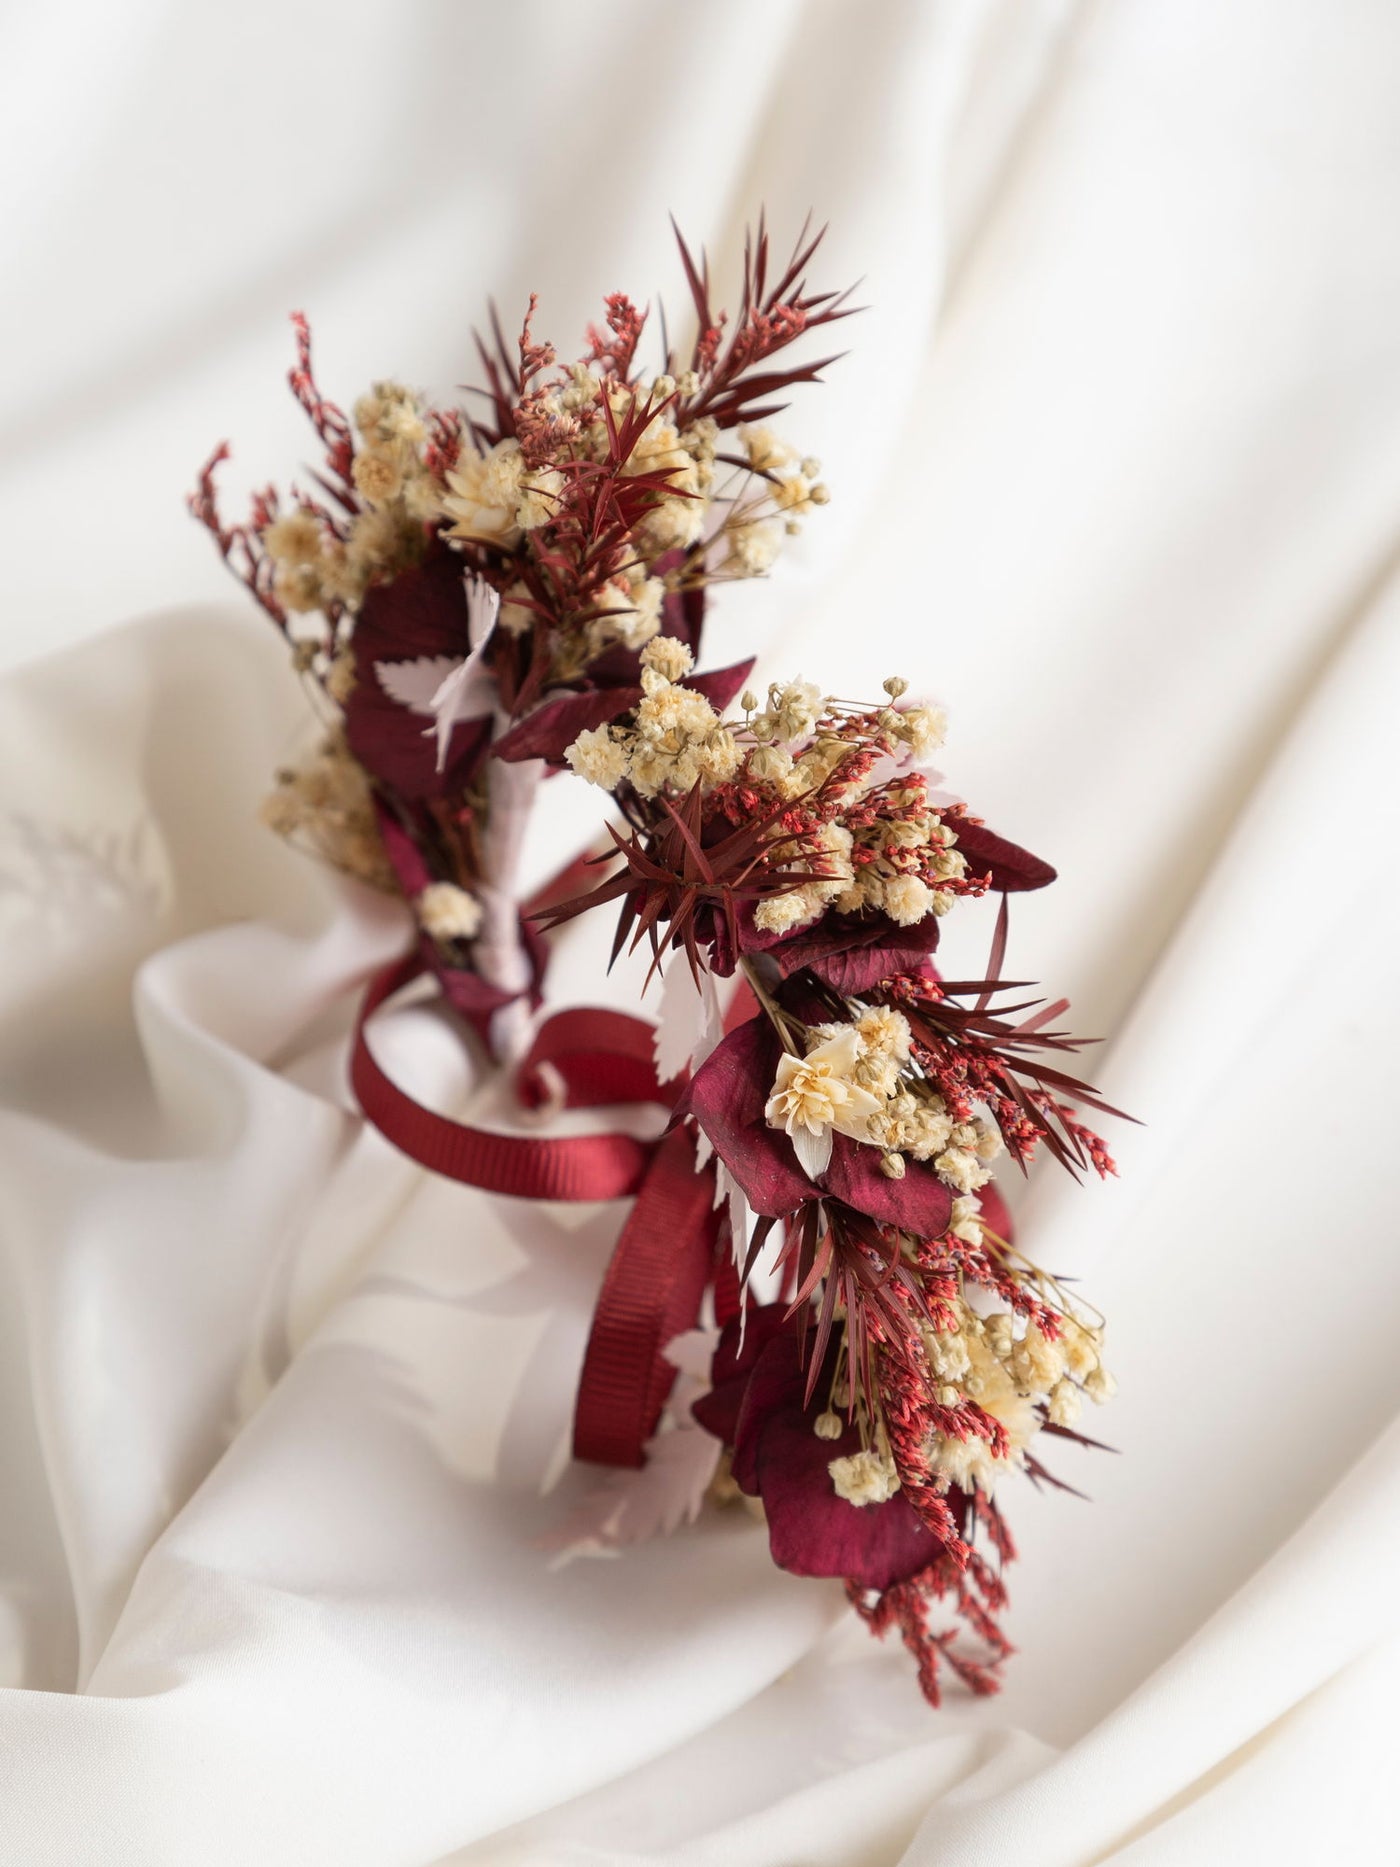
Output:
2 1 1398 1860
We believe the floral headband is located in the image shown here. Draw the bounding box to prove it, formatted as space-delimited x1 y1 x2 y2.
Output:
192 218 1124 1708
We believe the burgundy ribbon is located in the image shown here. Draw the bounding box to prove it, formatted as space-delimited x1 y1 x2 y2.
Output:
351 950 721 1464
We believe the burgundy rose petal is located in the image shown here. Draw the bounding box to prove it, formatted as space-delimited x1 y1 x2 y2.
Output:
951 817 1057 893
767 910 940 992
822 1134 953 1237
805 926 942 996
690 1303 791 1446
754 1407 942 1590
729 1328 943 1590
729 1330 808 1494
678 1018 812 1218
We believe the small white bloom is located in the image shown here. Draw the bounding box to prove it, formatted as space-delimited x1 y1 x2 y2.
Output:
417 882 483 942
565 726 629 791
640 635 694 682
882 874 935 926
764 1026 885 1179
828 1448 900 1507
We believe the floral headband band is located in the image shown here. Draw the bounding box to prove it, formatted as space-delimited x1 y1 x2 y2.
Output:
192 218 1124 1708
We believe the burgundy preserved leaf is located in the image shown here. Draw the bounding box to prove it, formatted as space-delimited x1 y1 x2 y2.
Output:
493 686 643 764
726 1324 944 1590
823 1136 952 1237
949 816 1057 893
678 1017 811 1217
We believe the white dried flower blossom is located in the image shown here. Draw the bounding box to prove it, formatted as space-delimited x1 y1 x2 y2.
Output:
746 743 794 786
764 1026 885 1179
882 874 935 926
352 448 404 508
752 888 825 936
855 1007 912 1063
949 1195 984 1245
1047 1379 1082 1427
926 1324 971 1382
260 731 394 892
498 583 534 636
1061 1319 1102 1380
417 882 483 942
770 679 823 742
828 1448 900 1507
592 575 664 651
813 1411 844 1442
898 704 948 758
724 518 783 576
442 440 529 547
1011 1324 1066 1393
565 726 629 791
1084 1365 1117 1404
933 1146 992 1194
263 509 324 565
700 728 742 784
641 635 693 682
516 464 564 531
740 426 799 474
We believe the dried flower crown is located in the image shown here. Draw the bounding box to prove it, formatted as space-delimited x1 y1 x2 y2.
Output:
192 218 1124 1708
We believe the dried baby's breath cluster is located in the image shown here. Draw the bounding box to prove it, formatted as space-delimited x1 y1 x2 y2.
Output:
262 380 445 627
767 1010 1002 1196
260 730 396 893
566 654 978 940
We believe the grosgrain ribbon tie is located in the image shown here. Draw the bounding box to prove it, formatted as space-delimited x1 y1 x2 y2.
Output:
351 952 722 1465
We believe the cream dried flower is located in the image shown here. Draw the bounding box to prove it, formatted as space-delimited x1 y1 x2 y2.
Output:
828 1448 900 1507
724 518 783 577
764 1026 885 1179
417 882 483 942
352 448 404 508
640 635 694 682
565 726 629 791
882 874 935 926
752 888 825 937
441 439 528 547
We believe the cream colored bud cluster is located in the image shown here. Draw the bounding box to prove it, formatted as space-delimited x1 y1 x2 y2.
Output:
441 436 563 551
919 1295 1113 1494
584 566 667 655
415 881 483 945
828 1445 901 1506
261 381 444 622
718 427 830 578
862 1052 1000 1194
350 381 443 520
564 637 742 798
757 1007 1004 1199
260 731 395 893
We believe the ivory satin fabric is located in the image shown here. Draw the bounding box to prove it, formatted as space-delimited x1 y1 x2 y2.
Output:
2 2 1399 1860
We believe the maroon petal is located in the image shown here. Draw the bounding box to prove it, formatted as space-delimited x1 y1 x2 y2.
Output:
346 696 490 798
728 1328 944 1590
346 552 489 798
493 687 643 764
730 1331 807 1493
821 1135 952 1237
755 1408 942 1590
690 1304 791 1446
678 1018 812 1218
353 539 467 663
950 817 1057 892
